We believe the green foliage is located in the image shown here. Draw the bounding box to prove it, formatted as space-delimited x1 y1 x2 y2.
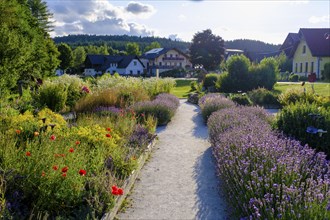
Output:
57 43 73 71
289 73 299 82
72 46 86 74
275 51 292 72
229 94 252 106
278 88 316 107
258 57 279 90
275 102 330 155
27 0 54 35
144 41 161 52
35 83 67 112
322 62 330 82
226 55 251 92
216 72 236 93
203 73 219 89
160 68 187 78
0 0 59 93
190 29 225 70
125 42 141 56
298 75 308 81
248 88 280 108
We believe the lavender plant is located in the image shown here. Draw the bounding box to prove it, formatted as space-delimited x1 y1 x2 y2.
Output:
208 106 330 219
133 93 179 126
198 93 235 122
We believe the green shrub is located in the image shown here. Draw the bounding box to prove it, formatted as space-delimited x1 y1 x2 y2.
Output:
298 75 308 81
190 81 197 91
322 62 330 82
229 94 252 106
278 88 316 106
216 72 237 93
275 102 330 155
203 73 219 89
289 74 299 82
35 83 67 112
248 88 280 108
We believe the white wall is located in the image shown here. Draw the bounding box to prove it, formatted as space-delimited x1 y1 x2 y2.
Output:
122 59 144 75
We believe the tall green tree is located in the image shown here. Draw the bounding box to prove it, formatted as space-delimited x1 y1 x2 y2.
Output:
144 41 161 52
190 29 225 71
57 43 74 72
126 42 141 56
27 0 53 35
72 46 86 74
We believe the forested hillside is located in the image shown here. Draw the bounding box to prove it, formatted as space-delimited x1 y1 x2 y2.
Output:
225 39 281 53
53 35 281 54
53 35 190 52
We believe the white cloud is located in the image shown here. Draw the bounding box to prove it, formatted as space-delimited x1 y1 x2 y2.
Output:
288 0 309 5
178 14 187 21
46 0 155 37
308 15 330 24
126 1 155 15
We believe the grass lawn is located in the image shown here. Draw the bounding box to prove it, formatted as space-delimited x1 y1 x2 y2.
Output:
274 82 330 97
171 79 197 98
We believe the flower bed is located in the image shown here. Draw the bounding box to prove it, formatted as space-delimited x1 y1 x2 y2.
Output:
208 105 330 219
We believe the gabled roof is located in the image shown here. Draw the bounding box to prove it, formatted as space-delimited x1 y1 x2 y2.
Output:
280 33 300 58
299 28 330 57
85 55 144 71
141 48 189 60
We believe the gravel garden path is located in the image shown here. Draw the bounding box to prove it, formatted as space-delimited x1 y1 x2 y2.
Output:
117 100 228 220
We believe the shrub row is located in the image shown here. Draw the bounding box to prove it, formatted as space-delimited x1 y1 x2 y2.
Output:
133 93 180 126
208 106 330 219
275 102 330 156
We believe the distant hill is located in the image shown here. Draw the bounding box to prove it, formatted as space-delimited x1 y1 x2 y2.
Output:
225 39 281 53
53 35 281 55
53 34 190 52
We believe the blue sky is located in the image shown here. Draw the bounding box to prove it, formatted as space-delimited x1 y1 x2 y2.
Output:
46 0 330 45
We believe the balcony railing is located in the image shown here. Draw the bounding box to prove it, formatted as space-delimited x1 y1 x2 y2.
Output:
162 57 184 61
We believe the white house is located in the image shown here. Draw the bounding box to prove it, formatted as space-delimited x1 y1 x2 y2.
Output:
84 55 145 76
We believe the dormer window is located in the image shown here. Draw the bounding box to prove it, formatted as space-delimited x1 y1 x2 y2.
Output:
302 45 306 54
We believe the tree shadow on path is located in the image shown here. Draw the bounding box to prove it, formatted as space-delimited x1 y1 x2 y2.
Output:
190 101 229 220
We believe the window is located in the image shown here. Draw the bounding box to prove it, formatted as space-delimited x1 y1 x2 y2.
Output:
133 61 137 66
311 62 314 73
300 63 303 73
305 62 308 72
159 62 162 66
130 70 133 74
295 63 298 72
170 54 173 58
302 45 306 54
137 70 141 74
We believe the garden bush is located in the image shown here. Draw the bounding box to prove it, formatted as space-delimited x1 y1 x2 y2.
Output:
275 102 330 155
278 88 316 107
35 82 67 112
289 73 299 82
229 94 252 106
203 73 219 89
298 75 308 81
133 93 179 126
248 88 280 108
199 93 235 123
208 106 330 219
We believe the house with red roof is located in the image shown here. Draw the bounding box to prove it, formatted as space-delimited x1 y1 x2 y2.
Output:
282 28 330 79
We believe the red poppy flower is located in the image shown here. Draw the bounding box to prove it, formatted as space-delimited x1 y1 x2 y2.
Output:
106 133 112 138
16 129 21 135
26 151 31 156
106 127 112 132
79 169 86 176
60 154 65 157
111 185 119 195
50 135 56 141
75 141 80 145
53 165 58 171
62 173 67 177
117 188 124 195
61 166 68 173
69 148 74 153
